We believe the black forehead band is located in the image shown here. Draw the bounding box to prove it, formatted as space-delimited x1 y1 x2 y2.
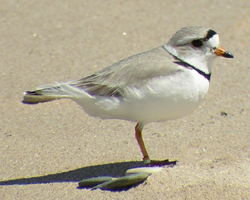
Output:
202 29 217 41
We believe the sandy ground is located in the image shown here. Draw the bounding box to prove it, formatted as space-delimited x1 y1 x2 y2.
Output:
0 0 249 199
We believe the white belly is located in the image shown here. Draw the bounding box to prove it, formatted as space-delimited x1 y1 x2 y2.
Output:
74 69 210 123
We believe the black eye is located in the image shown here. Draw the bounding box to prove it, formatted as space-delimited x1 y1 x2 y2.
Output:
192 40 203 47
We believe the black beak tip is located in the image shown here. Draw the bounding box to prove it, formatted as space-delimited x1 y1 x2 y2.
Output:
223 51 234 58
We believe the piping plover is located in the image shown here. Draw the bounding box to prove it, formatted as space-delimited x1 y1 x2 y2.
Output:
23 26 233 166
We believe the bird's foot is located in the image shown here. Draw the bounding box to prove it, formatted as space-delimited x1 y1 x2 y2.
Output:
143 156 177 166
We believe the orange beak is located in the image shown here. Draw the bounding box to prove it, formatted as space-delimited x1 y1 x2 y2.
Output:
214 46 234 58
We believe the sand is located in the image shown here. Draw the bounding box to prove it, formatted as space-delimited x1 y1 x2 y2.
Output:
0 0 249 199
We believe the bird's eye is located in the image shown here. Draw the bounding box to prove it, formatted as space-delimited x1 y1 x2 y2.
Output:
192 40 203 47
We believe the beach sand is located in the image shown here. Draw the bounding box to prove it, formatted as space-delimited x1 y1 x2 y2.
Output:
0 1 249 199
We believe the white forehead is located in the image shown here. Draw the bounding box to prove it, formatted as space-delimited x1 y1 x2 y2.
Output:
208 34 220 48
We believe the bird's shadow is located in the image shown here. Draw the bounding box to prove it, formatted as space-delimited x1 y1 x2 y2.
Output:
0 161 145 189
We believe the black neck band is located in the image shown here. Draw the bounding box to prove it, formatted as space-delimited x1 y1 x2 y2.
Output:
188 64 211 81
174 59 211 81
164 46 212 81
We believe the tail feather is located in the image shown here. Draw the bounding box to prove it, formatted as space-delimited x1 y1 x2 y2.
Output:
22 83 77 104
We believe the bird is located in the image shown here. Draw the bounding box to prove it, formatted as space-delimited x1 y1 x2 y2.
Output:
23 26 234 166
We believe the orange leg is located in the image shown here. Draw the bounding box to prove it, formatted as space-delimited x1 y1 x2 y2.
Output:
135 123 151 164
135 122 177 166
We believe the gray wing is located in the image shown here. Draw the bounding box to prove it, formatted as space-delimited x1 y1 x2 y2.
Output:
70 46 183 97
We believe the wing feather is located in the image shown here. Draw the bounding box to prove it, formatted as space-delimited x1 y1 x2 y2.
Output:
70 46 183 97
